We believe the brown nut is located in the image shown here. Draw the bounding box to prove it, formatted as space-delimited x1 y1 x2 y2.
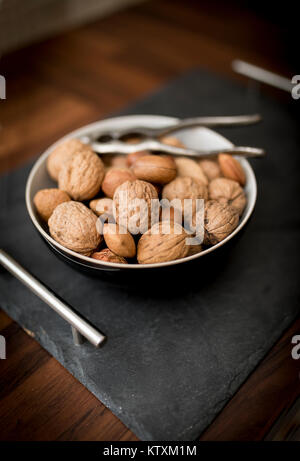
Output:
204 200 239 245
34 188 71 221
209 177 246 216
160 204 183 224
103 223 136 258
137 221 189 264
198 158 222 181
58 149 105 201
126 151 149 167
132 154 176 185
89 198 114 218
102 168 136 199
113 180 158 234
186 243 202 256
218 153 246 186
47 139 91 181
91 248 127 264
160 136 185 148
48 201 101 255
162 176 208 202
175 157 208 185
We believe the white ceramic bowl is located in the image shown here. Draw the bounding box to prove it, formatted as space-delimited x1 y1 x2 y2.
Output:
26 115 257 272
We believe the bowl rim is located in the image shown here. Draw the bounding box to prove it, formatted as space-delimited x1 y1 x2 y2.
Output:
25 114 257 270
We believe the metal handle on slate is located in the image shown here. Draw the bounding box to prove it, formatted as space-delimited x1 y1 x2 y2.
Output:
0 249 106 348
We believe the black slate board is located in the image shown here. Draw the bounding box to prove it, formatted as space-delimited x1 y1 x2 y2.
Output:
0 70 299 441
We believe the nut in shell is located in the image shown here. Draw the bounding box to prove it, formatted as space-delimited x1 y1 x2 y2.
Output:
137 221 189 264
103 223 136 258
209 177 246 216
218 153 246 186
58 149 105 201
89 197 114 219
48 201 101 255
113 180 159 234
91 248 127 264
175 157 208 186
132 154 176 185
204 200 239 245
102 168 136 198
47 139 92 181
34 188 71 221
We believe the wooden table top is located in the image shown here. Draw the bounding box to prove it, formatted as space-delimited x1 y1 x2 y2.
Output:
0 0 299 441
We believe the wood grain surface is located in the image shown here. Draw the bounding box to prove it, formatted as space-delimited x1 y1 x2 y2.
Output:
0 0 298 441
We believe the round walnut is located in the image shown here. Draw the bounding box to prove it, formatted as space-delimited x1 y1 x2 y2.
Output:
132 154 176 185
34 188 70 221
91 249 127 264
103 223 136 258
204 200 239 245
48 201 101 255
162 176 208 202
89 198 114 218
47 138 91 181
102 168 136 199
198 158 222 181
209 177 246 216
137 221 189 264
113 180 158 234
175 157 208 186
58 149 105 201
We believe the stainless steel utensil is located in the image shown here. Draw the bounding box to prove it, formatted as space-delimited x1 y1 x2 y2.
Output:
82 137 266 159
91 114 262 139
0 249 106 347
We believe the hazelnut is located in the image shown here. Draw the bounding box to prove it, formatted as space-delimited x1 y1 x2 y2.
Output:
89 198 114 218
34 188 70 221
103 223 136 258
218 153 246 186
209 177 246 216
199 158 222 181
204 200 239 245
137 221 189 264
102 168 136 199
47 139 91 181
175 157 208 185
92 248 127 264
58 149 105 201
113 180 158 234
132 154 176 185
48 201 101 255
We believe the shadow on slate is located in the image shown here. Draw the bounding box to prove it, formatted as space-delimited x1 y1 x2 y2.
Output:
0 69 300 441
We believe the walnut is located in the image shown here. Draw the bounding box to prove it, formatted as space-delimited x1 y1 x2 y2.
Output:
162 176 208 202
47 139 92 181
48 201 101 255
137 221 189 264
209 177 246 216
91 248 127 264
34 188 70 221
186 243 202 256
204 200 239 245
58 149 105 201
113 180 158 234
198 158 222 181
175 157 208 185
103 223 136 258
102 168 136 198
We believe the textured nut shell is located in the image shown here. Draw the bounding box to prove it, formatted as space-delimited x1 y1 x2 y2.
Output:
187 243 202 256
48 201 101 255
89 198 114 217
132 155 176 185
204 200 239 245
34 188 70 221
162 176 208 202
218 153 246 186
160 136 185 148
103 223 136 258
102 168 136 198
137 221 189 264
58 150 105 200
175 157 208 185
209 177 246 216
47 139 91 181
199 159 222 181
92 248 127 264
160 205 183 224
113 180 158 234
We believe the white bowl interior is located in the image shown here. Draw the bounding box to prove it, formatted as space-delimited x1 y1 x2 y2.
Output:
26 115 257 270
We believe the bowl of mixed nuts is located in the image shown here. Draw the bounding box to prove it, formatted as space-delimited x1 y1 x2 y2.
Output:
26 115 257 271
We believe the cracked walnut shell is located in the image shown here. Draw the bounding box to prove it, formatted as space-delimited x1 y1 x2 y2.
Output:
48 201 101 255
137 221 189 264
47 138 92 181
58 149 105 201
209 177 246 216
204 200 239 245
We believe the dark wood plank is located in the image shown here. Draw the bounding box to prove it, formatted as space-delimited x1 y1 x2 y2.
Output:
0 0 298 441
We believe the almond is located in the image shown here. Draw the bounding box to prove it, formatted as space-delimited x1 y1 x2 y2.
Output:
218 153 246 186
132 154 176 185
